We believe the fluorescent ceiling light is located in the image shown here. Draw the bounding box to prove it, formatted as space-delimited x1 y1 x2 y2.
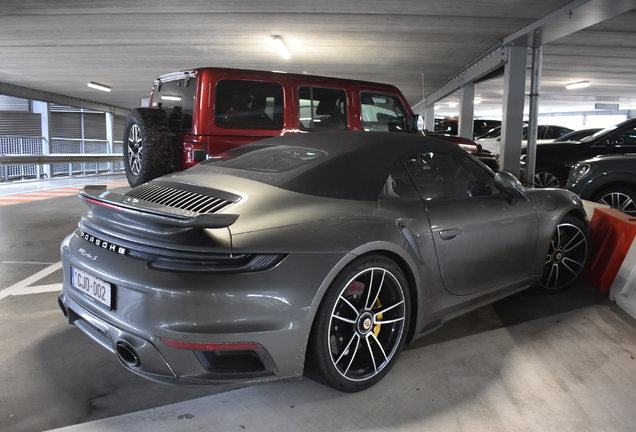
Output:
448 103 457 108
474 98 482 104
273 36 290 59
87 81 111 92
566 81 590 90
161 95 181 101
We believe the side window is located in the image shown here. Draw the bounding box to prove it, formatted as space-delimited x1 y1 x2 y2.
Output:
379 159 421 201
401 151 497 200
611 126 636 146
214 80 284 129
360 92 407 132
298 87 347 130
545 126 572 140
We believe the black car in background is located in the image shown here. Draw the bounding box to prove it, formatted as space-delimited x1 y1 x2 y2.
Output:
523 118 636 187
553 128 601 143
567 154 636 216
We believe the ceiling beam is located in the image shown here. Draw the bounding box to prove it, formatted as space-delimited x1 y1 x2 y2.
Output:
416 0 636 109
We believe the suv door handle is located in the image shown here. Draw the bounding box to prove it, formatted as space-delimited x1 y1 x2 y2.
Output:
439 229 463 240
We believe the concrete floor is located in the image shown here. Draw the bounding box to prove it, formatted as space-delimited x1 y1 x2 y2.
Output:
1 175 636 432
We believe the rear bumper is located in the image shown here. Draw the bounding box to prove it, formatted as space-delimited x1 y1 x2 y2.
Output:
58 230 346 385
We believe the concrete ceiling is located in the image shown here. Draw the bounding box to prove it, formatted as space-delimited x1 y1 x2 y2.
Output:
1 0 635 120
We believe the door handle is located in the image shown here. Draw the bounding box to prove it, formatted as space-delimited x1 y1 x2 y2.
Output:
439 229 463 240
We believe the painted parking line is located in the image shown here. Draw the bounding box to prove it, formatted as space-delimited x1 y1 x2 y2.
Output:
0 261 63 301
0 180 130 206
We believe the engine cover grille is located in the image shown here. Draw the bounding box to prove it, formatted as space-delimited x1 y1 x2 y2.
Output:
125 181 240 214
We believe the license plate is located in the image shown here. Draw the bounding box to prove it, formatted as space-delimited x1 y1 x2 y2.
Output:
70 266 112 309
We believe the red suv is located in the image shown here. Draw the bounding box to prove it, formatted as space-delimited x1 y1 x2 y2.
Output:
124 68 498 187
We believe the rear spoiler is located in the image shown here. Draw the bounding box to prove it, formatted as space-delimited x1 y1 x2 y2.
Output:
79 185 239 229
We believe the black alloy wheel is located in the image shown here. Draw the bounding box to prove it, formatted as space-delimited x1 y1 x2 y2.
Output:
305 254 410 392
123 108 173 187
540 215 590 292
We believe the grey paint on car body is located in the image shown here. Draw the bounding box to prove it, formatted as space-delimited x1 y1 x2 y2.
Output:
58 131 589 390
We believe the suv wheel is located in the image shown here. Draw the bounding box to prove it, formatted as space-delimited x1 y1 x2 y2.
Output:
123 108 173 187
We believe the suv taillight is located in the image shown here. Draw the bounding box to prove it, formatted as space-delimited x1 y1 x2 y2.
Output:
184 142 206 167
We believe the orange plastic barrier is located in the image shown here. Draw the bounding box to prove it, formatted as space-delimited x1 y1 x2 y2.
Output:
586 207 636 291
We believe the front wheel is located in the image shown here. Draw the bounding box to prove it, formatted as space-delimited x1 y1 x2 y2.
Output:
534 166 566 188
305 254 410 392
539 215 590 292
592 186 636 216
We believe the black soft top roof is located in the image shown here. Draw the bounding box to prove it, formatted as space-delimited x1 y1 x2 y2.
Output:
197 131 473 201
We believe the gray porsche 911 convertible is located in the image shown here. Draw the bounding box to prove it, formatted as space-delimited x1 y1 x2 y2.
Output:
58 131 590 392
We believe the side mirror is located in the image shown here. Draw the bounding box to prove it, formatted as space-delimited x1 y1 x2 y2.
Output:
408 115 424 133
494 171 527 204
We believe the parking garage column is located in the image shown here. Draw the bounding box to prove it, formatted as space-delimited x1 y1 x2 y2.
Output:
458 83 475 139
422 104 435 132
499 45 527 179
32 100 51 179
106 112 115 173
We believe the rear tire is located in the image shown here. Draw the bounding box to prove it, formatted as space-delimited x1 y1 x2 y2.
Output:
304 254 410 392
123 108 173 187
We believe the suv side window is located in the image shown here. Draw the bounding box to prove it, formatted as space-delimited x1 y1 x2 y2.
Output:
401 151 497 200
298 87 347 130
360 92 407 132
214 80 284 129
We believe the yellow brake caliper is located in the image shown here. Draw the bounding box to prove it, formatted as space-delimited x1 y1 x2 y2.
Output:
373 298 382 337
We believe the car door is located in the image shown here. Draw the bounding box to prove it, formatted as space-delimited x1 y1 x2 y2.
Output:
402 150 539 296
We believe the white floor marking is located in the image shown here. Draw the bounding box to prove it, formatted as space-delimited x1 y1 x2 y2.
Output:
0 261 63 300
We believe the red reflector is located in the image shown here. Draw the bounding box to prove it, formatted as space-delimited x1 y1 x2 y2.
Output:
85 198 123 211
161 338 262 351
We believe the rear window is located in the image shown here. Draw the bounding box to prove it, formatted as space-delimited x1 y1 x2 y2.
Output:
203 145 326 173
214 80 284 129
153 76 196 132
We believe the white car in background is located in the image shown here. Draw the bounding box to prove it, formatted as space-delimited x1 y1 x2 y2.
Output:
478 124 573 156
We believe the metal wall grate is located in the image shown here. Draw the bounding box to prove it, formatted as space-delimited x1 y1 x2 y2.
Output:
125 183 237 214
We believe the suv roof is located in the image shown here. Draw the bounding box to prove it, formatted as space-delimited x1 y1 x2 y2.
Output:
155 67 403 92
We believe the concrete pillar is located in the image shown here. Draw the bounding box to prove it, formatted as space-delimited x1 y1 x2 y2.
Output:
31 100 51 179
106 112 115 173
424 104 435 132
458 83 475 139
525 45 543 187
499 45 528 179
